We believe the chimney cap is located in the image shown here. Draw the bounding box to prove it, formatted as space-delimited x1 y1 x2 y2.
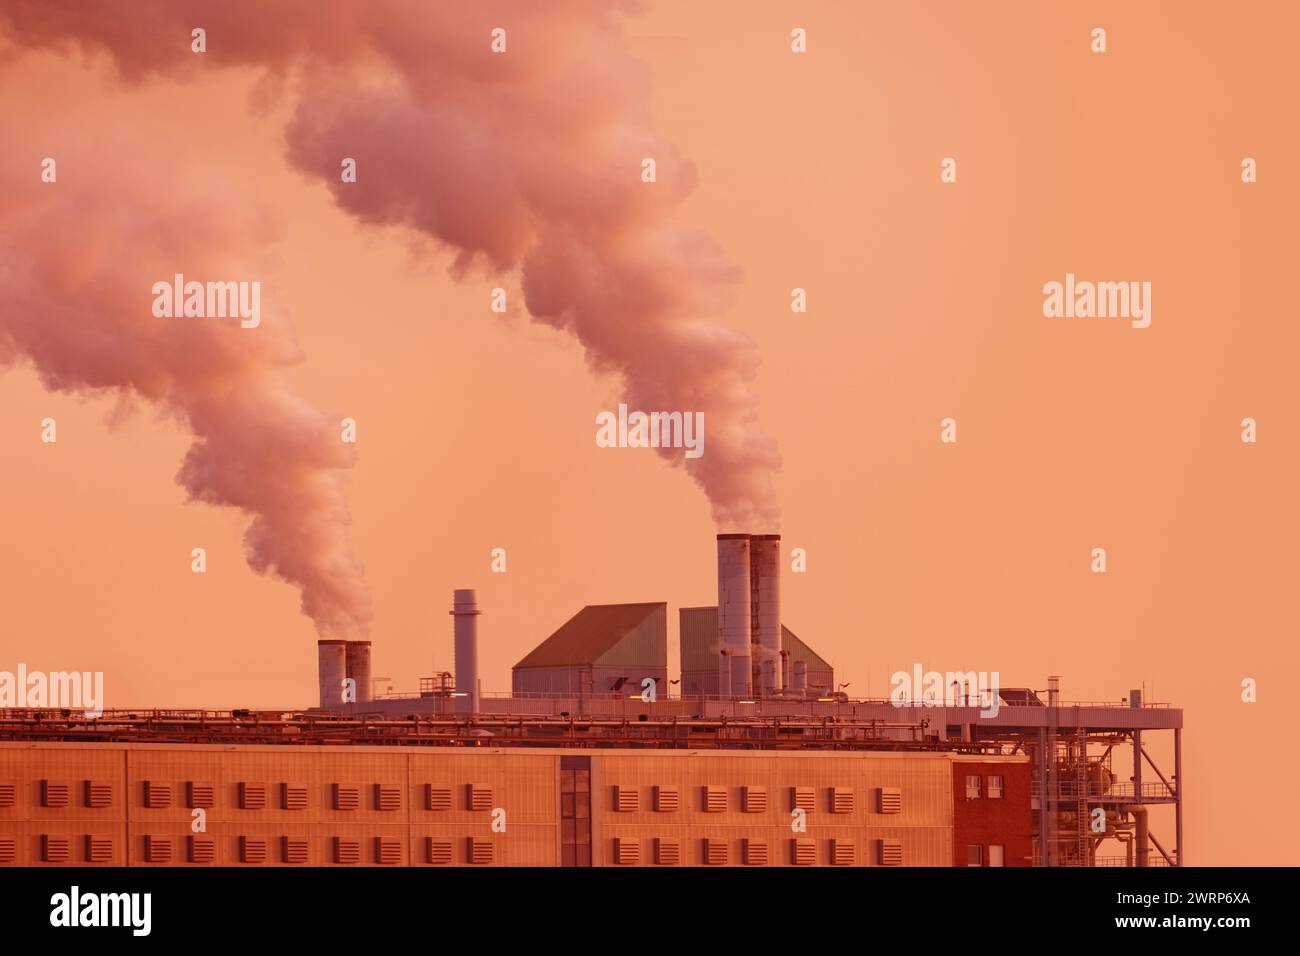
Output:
317 639 348 646
716 533 751 541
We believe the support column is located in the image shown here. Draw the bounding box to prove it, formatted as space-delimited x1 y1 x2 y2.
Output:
1174 727 1183 867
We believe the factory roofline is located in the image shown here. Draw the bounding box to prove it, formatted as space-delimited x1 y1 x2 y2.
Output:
513 601 666 670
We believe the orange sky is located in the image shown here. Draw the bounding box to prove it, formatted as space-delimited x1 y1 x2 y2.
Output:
2 1 1297 865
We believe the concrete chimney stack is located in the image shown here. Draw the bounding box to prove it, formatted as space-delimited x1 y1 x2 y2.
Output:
716 534 753 698
317 640 347 709
345 640 372 704
749 533 782 696
451 589 481 714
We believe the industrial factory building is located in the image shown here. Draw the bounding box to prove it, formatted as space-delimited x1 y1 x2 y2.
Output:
0 740 1029 867
512 602 668 703
679 606 833 699
0 532 1184 867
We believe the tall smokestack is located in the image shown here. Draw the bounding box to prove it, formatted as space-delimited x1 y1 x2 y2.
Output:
750 533 782 697
717 535 753 698
345 640 372 705
317 640 347 709
451 589 481 714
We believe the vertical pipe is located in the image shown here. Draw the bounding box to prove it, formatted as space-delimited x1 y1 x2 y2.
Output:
717 534 752 698
317 640 348 709
345 640 372 704
1037 727 1050 867
1174 727 1183 867
451 589 481 714
749 534 783 697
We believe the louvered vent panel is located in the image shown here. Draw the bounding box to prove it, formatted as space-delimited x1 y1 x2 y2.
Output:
792 839 816 866
144 836 171 863
427 840 453 865
743 840 769 865
334 838 360 864
86 836 114 863
84 782 112 809
613 838 640 864
42 835 70 863
375 785 401 812
188 782 214 808
743 787 767 813
144 781 171 808
654 839 679 865
0 838 16 863
282 784 308 810
831 840 855 866
831 787 855 814
467 838 493 864
878 839 903 866
333 784 360 811
703 786 727 812
703 839 728 865
878 787 903 814
189 837 215 864
239 782 267 810
468 785 492 811
427 786 452 811
376 838 401 864
613 786 639 812
283 838 309 864
240 837 267 864
0 783 16 808
791 787 815 812
653 786 678 812
41 781 69 808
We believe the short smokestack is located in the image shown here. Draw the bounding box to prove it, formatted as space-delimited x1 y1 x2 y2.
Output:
749 533 782 696
317 640 347 709
717 534 753 697
346 640 372 704
451 589 481 714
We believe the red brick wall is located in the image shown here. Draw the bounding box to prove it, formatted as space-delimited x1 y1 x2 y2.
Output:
953 761 1033 867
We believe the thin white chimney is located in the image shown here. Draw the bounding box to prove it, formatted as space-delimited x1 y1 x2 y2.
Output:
717 534 752 697
750 533 782 696
451 589 481 713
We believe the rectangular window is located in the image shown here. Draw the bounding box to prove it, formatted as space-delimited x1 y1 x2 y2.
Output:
559 756 592 867
988 775 1004 799
967 844 983 867
989 844 1005 867
965 775 982 800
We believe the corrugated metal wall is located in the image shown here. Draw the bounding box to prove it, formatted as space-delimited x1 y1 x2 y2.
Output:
0 743 999 866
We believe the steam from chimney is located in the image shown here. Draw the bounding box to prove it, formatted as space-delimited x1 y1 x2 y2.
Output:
0 60 372 639
0 0 782 530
